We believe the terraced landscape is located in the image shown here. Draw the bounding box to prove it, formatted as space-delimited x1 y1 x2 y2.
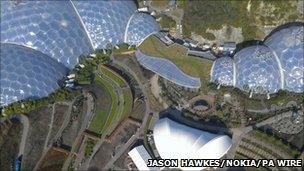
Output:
88 65 133 136
235 130 301 170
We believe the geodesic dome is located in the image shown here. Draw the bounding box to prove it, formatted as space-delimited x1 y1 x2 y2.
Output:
0 1 93 68
73 0 137 49
264 25 304 93
210 24 304 95
234 45 282 94
125 12 161 45
211 56 235 86
1 43 68 106
0 0 160 106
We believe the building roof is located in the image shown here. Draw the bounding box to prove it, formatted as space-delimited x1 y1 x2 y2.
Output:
128 145 159 171
73 0 137 49
125 12 160 46
0 1 93 68
264 25 304 93
135 50 201 89
153 118 232 170
0 1 160 106
211 56 235 86
1 43 67 106
210 24 304 95
234 45 282 94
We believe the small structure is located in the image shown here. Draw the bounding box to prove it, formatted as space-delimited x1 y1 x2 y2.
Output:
154 32 174 45
138 7 148 12
184 38 199 48
89 53 96 58
67 74 75 79
218 42 236 55
78 64 85 68
187 49 217 60
128 145 159 171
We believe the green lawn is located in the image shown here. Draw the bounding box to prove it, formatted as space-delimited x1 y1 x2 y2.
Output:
122 90 133 119
139 36 213 86
88 66 134 135
96 76 119 133
88 108 108 134
112 44 136 55
100 66 126 86
88 76 119 135
99 65 133 120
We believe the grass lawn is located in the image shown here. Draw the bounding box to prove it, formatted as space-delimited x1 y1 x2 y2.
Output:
88 76 119 135
100 65 126 86
88 108 108 134
100 65 133 119
139 36 213 86
122 89 133 119
89 66 134 135
151 0 169 9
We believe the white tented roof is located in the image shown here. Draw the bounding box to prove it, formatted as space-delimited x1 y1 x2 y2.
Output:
128 145 159 171
153 118 232 170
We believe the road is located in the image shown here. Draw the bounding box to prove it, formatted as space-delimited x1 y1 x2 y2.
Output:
18 114 29 156
43 104 55 150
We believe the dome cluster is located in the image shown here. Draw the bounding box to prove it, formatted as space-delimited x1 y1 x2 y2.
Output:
211 25 304 94
1 0 160 106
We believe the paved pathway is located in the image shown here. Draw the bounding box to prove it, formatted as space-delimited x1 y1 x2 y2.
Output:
43 104 55 150
18 114 29 156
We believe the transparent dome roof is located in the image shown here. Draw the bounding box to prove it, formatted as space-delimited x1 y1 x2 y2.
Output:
73 0 137 49
211 57 235 86
136 50 201 88
234 45 282 94
0 1 161 106
1 43 67 106
0 1 93 68
265 25 304 93
125 12 161 45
